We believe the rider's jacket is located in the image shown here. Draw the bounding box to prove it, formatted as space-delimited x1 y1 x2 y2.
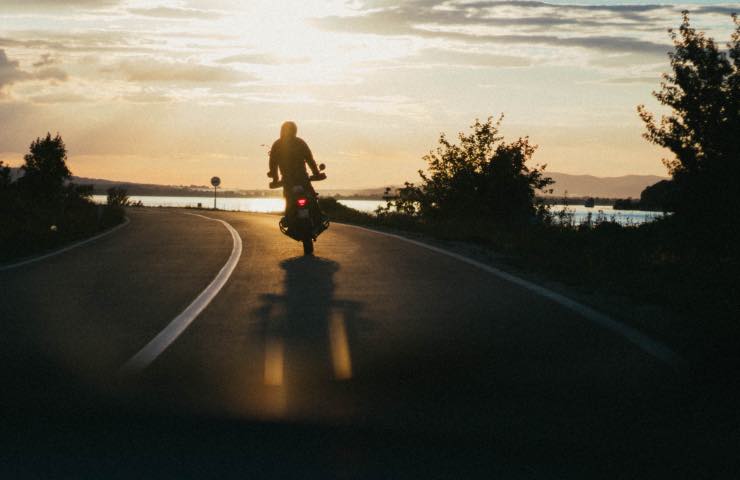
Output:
269 137 319 193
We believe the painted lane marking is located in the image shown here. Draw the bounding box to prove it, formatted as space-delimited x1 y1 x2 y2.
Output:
0 217 131 272
120 213 242 374
340 224 683 367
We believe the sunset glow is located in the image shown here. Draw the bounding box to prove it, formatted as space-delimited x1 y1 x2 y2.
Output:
1 0 736 188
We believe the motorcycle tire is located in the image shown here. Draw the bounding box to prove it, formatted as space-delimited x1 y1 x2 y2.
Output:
302 236 314 255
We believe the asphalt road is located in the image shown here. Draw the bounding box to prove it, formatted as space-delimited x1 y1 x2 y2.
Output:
0 208 729 477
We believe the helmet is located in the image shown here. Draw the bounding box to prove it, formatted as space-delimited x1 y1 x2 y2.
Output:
280 121 297 140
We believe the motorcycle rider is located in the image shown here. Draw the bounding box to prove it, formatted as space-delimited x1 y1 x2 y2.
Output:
268 121 325 227
269 121 321 198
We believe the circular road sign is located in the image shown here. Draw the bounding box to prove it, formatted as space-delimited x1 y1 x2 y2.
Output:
211 176 221 188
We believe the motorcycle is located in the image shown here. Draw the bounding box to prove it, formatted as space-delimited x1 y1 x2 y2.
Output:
268 164 329 255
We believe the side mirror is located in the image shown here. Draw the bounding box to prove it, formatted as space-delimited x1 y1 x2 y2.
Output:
319 163 326 171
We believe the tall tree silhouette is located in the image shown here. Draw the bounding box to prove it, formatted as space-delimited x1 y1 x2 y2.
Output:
18 133 71 204
638 13 739 227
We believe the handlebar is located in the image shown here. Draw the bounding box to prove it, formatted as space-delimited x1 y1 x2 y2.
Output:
268 171 326 189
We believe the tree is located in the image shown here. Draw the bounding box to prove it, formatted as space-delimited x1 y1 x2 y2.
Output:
0 134 124 261
389 116 553 228
638 12 739 225
18 133 71 203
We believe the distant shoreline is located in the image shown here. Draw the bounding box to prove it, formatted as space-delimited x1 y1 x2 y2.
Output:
91 191 386 201
24 168 666 201
89 191 649 208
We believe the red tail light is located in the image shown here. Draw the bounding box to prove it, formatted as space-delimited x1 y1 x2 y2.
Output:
296 198 308 207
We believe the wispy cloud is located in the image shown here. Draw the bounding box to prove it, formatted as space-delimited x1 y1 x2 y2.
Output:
107 58 255 84
693 5 740 15
601 76 660 84
0 31 158 54
128 7 221 20
312 0 733 58
216 53 309 65
119 89 173 104
410 48 531 67
0 0 120 12
29 92 86 104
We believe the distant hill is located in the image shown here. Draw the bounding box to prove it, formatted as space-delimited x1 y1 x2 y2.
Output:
360 173 669 199
71 175 231 197
5 168 667 199
546 173 667 198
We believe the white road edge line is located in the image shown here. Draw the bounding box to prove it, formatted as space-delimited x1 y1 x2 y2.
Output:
341 224 684 367
120 213 242 375
0 217 131 272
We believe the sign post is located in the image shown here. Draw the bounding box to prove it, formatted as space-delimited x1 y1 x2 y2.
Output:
211 176 221 210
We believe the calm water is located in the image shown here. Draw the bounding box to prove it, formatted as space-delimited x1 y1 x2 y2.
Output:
548 204 664 225
91 195 383 214
92 195 662 225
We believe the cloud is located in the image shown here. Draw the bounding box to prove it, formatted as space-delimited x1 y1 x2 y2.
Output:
29 92 86 104
0 49 29 88
0 0 120 11
109 59 255 84
216 53 309 65
32 53 57 68
335 95 429 118
0 31 158 54
356 0 666 15
0 37 64 50
460 1 666 14
588 51 665 68
312 1 680 56
128 7 221 20
120 90 173 103
1 49 68 91
412 29 669 57
411 48 531 67
34 67 68 82
693 5 739 15
319 0 672 31
601 76 660 84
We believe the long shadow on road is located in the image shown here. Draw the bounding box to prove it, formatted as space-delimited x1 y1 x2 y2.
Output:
253 256 365 419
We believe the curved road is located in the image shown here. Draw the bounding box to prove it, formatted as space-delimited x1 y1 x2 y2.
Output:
1 208 703 475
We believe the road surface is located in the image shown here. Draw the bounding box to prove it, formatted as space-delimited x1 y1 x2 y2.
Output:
0 208 720 476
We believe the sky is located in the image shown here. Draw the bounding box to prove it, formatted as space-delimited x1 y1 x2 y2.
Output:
0 0 737 189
